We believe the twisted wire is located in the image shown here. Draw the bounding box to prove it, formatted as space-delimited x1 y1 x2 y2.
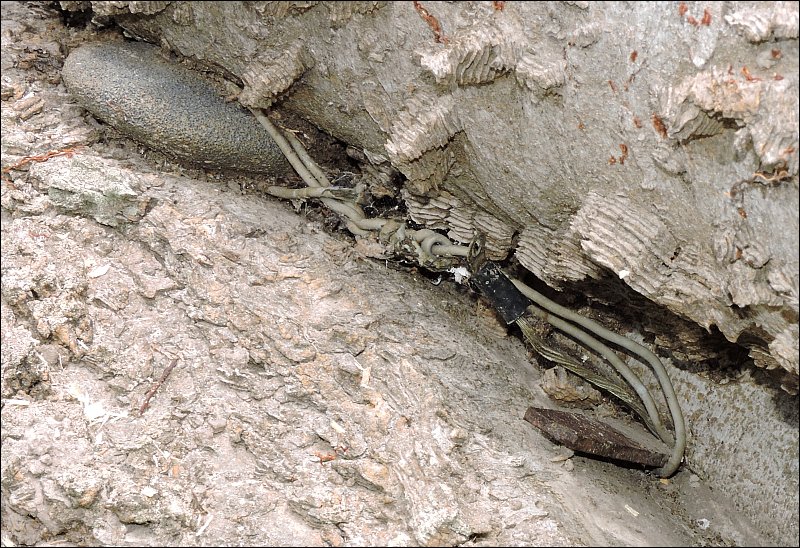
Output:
254 108 685 477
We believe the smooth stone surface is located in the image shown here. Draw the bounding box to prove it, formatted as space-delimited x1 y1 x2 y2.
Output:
61 41 292 175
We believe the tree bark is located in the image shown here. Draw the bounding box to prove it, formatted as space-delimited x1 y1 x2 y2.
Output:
61 0 798 388
54 1 799 541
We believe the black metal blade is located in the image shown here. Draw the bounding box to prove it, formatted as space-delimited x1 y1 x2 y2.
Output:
471 262 530 324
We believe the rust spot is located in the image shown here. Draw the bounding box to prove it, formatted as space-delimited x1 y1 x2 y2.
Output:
754 169 790 183
413 1 448 44
771 49 782 59
651 114 668 138
783 146 796 155
608 80 618 92
608 155 617 165
630 50 638 63
701 8 711 26
619 143 629 165
774 74 784 81
633 116 643 128
741 66 761 82
313 451 337 464
578 121 585 130
492 1 505 10
686 15 699 26
2 145 85 186
678 3 688 17
737 207 747 219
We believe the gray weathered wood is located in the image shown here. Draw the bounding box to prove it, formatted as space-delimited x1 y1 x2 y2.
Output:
60 1 799 391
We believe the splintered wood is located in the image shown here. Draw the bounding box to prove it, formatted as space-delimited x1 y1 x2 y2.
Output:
524 407 669 468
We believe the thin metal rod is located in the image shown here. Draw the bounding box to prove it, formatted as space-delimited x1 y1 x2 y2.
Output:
510 277 686 477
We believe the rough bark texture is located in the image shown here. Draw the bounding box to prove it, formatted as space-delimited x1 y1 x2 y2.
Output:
62 0 798 389
2 1 798 546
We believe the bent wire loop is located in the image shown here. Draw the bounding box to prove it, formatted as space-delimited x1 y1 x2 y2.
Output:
254 108 686 477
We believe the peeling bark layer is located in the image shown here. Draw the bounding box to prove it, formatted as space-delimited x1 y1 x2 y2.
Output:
60 0 799 389
54 1 800 543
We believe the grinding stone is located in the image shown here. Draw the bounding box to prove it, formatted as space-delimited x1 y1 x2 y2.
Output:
62 41 293 175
